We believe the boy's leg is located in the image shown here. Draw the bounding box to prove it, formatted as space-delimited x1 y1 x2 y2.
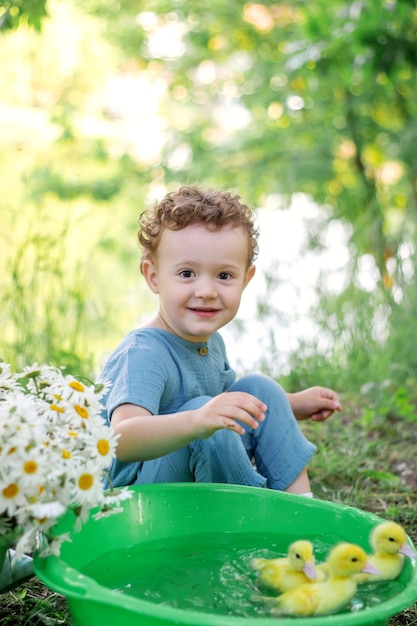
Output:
230 374 316 492
139 377 315 490
285 467 312 495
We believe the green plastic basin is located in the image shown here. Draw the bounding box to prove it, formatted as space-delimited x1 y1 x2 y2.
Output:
34 484 417 626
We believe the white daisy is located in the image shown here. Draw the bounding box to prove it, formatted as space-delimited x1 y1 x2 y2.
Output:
93 506 124 520
92 378 112 400
0 362 19 393
71 464 104 506
88 425 120 464
38 533 72 558
13 527 38 561
0 475 27 516
0 361 123 559
29 500 66 520
51 375 97 405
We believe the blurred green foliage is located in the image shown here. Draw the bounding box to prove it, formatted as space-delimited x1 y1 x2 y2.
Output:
0 2 155 375
0 0 48 31
83 0 417 404
1 0 417 412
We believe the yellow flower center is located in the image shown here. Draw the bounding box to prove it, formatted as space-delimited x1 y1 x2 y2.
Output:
7 446 17 455
3 483 19 499
75 405 89 419
50 404 65 413
70 381 85 392
23 460 38 474
78 473 94 491
97 439 110 456
68 431 78 437
62 450 71 459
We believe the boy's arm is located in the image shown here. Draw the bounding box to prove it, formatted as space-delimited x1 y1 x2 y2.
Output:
111 403 199 462
111 391 267 462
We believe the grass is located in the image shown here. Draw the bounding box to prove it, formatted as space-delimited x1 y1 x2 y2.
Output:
0 578 70 625
1 394 416 625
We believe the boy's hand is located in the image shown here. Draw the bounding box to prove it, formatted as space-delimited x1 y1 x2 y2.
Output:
193 391 267 437
287 387 342 422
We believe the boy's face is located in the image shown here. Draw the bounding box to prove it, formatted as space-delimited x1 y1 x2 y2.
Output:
142 223 255 343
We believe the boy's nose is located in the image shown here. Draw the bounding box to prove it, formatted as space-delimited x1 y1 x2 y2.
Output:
194 277 217 298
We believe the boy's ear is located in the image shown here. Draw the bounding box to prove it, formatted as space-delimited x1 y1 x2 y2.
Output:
142 259 159 294
243 264 256 289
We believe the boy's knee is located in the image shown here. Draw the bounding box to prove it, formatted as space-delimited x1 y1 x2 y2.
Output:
230 374 286 400
179 395 213 411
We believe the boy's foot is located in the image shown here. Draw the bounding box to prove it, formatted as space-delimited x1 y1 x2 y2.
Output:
0 550 34 593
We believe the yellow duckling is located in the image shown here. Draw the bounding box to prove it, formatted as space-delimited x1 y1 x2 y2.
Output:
266 542 380 617
355 521 417 583
250 540 317 593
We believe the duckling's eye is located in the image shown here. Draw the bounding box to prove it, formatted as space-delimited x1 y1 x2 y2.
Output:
388 537 395 542
295 553 301 559
351 557 358 562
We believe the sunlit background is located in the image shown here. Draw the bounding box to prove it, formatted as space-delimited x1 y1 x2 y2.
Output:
1 0 417 394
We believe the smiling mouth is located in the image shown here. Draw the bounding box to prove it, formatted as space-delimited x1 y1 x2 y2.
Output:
192 307 218 311
190 307 219 316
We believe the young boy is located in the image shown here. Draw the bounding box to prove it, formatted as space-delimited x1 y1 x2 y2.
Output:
100 186 341 495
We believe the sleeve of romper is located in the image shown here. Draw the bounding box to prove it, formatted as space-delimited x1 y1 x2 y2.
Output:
102 336 168 424
99 335 170 489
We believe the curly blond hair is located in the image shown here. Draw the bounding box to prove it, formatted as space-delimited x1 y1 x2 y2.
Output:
138 186 259 271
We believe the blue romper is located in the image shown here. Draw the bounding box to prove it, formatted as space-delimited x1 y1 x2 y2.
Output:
100 328 315 490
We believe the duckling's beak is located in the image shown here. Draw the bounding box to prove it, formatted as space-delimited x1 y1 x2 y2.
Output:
361 562 381 576
303 562 317 580
399 544 417 559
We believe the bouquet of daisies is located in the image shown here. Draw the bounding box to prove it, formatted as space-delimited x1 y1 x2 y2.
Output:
0 361 131 560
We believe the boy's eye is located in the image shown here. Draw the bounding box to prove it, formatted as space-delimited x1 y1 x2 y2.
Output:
179 269 194 278
218 272 232 280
